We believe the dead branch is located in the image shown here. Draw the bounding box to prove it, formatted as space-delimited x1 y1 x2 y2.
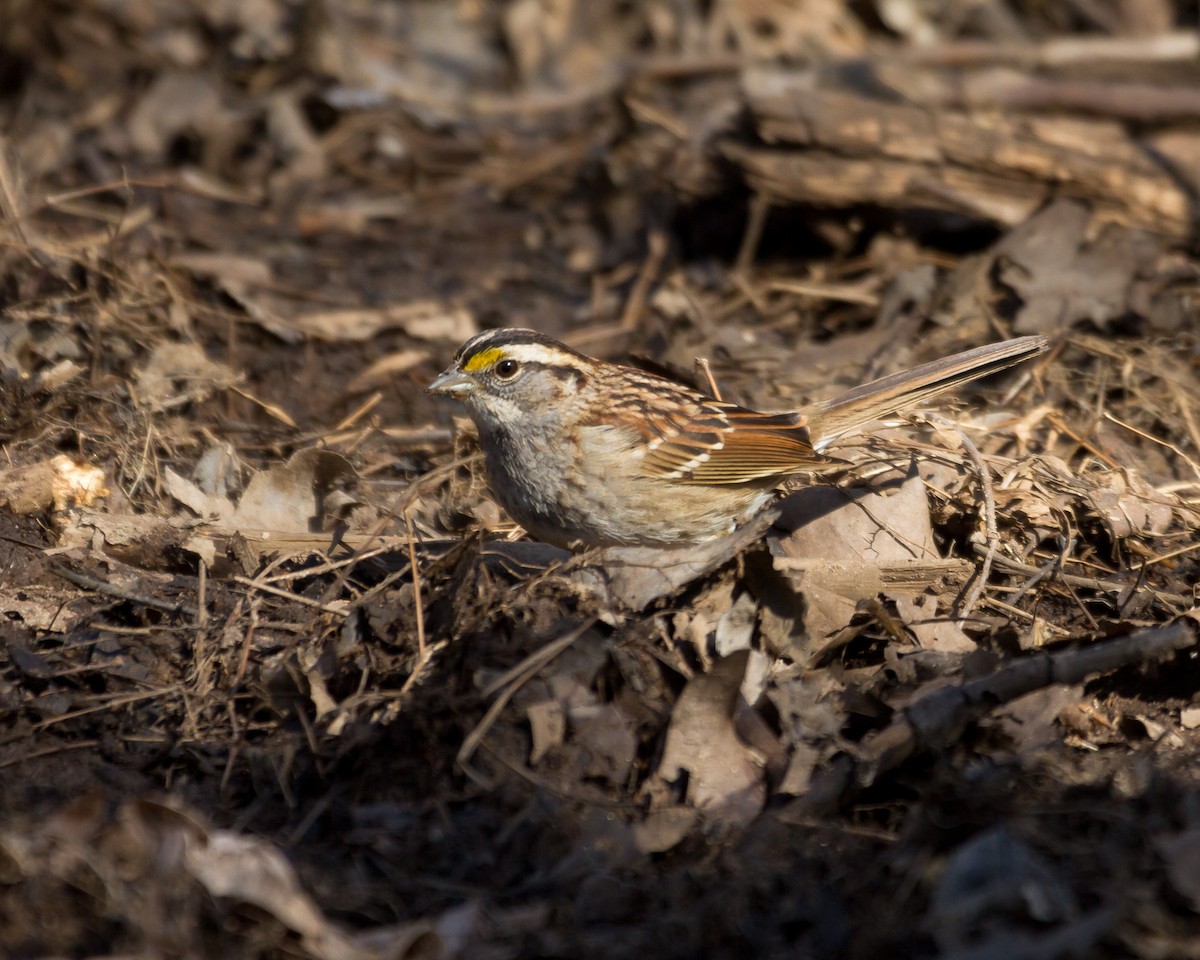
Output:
860 613 1199 785
729 85 1195 237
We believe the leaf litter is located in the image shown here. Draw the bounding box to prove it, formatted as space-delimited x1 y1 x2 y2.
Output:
3 1 1200 957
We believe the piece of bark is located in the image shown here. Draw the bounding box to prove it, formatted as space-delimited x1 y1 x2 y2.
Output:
730 85 1193 237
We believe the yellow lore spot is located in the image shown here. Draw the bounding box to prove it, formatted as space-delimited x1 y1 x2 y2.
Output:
463 347 505 372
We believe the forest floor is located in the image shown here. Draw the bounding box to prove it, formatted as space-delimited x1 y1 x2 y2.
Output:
3 2 1200 957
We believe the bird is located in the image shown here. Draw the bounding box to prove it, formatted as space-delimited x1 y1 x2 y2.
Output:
427 328 1048 548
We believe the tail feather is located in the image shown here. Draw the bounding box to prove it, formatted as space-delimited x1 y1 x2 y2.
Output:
807 335 1049 450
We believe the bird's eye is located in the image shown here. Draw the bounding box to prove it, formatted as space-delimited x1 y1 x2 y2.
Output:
494 359 520 380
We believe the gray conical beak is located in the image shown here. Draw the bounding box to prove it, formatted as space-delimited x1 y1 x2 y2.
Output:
427 367 478 398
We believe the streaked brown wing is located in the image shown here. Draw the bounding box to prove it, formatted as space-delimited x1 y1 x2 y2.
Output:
641 401 820 484
590 366 821 485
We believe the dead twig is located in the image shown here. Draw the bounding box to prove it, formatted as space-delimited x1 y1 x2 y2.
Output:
857 614 1200 785
977 545 1190 611
50 564 199 619
1103 410 1200 484
0 685 185 742
695 357 721 400
404 507 426 659
950 420 997 620
734 191 770 274
231 575 349 617
0 739 103 770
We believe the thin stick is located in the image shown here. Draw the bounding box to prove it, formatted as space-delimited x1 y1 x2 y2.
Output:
220 700 242 797
980 596 1071 636
0 686 184 740
233 596 258 687
51 564 199 618
1046 412 1121 469
1143 540 1200 568
765 278 880 306
695 357 722 400
260 540 407 584
952 422 995 620
404 507 426 659
335 391 383 432
197 557 208 628
1054 537 1101 631
734 191 770 273
0 739 102 769
1103 410 1200 482
618 227 669 331
975 545 1190 610
231 576 349 616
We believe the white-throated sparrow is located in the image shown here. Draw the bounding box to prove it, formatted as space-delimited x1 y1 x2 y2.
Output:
427 329 1048 548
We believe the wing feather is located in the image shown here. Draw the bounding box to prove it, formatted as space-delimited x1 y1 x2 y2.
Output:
641 403 819 484
585 366 822 485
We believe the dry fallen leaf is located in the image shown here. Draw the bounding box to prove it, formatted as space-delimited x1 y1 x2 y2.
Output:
993 200 1163 336
169 448 363 536
646 650 765 829
133 341 239 412
527 699 566 764
1086 469 1176 539
769 472 944 642
126 72 226 157
290 301 476 343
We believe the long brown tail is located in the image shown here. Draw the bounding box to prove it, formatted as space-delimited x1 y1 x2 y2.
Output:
806 335 1049 450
